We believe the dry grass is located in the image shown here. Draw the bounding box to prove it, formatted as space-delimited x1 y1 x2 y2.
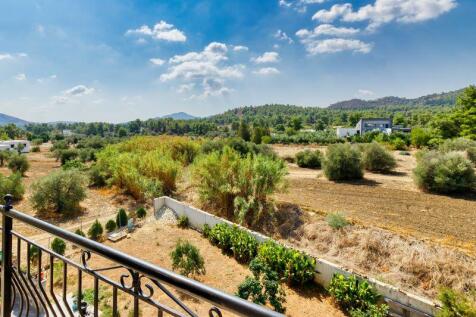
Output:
285 214 476 299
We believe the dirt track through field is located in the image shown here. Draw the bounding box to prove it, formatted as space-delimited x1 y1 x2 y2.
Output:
276 176 476 252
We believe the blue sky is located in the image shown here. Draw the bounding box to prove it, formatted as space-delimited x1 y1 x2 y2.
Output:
0 0 475 122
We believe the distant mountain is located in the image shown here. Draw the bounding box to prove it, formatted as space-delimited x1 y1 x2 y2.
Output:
328 89 463 110
0 113 30 126
160 112 198 120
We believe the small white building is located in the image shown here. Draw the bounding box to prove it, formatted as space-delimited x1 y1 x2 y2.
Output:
0 140 31 153
336 127 358 138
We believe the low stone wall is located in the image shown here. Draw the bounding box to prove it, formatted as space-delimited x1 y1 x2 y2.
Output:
154 196 438 317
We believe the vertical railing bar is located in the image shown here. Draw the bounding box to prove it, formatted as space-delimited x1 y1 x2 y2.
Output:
1 194 13 317
11 270 24 316
36 248 56 317
49 254 66 317
62 262 74 317
112 286 118 317
78 269 83 317
94 277 99 317
16 238 31 316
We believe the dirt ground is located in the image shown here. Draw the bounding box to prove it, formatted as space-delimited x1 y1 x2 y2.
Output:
271 144 476 254
0 145 141 238
78 221 345 317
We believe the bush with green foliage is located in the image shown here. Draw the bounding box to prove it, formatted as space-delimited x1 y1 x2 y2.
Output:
31 146 41 153
237 258 286 313
136 207 147 219
436 288 476 317
323 144 363 181
177 215 189 228
30 170 87 214
295 149 322 169
193 146 286 225
439 138 476 165
0 150 11 167
51 238 66 255
89 163 108 187
170 240 205 277
328 274 386 315
361 142 396 173
390 137 407 150
326 213 350 229
257 240 316 285
0 173 25 203
116 209 128 227
411 127 433 148
105 219 117 232
349 304 390 317
468 147 476 165
7 153 30 176
88 220 103 240
413 151 476 193
75 229 86 237
62 159 86 171
59 149 79 165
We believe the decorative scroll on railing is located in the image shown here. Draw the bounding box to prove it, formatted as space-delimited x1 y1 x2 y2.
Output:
0 195 283 317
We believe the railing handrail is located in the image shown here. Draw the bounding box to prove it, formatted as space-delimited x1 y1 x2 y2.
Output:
0 204 283 317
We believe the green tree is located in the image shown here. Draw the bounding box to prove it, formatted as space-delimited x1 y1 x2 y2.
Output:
51 238 66 255
289 116 303 131
136 207 147 219
0 150 10 166
88 220 104 241
116 208 128 227
455 85 476 140
105 219 117 232
7 154 30 176
238 121 251 141
411 127 433 148
30 170 87 214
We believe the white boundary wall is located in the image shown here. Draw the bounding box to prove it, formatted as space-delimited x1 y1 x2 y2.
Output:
154 196 439 317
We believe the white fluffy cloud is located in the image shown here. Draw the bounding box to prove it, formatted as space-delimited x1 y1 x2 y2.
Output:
126 20 186 42
160 42 245 99
149 58 165 66
252 52 280 64
296 24 360 38
275 30 294 44
279 0 328 12
313 0 457 30
0 53 13 61
14 73 26 81
232 45 249 52
0 53 27 61
253 67 281 76
52 85 95 104
302 38 373 54
357 89 375 97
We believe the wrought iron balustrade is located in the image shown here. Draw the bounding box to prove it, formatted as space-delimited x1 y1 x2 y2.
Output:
0 195 283 317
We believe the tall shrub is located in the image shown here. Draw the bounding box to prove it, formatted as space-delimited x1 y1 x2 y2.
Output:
0 173 25 203
362 142 396 173
7 154 30 176
88 220 104 241
51 238 66 255
116 209 128 227
323 144 363 181
295 149 322 169
30 170 87 214
413 151 475 193
192 147 286 225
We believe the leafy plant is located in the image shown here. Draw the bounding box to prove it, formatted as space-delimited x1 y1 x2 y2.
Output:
362 142 396 173
0 172 25 203
192 146 286 226
59 149 79 165
202 224 211 238
7 153 30 176
349 304 389 317
51 238 66 256
323 144 363 181
62 159 86 171
31 146 41 153
295 149 322 169
0 150 11 166
75 229 85 237
30 170 87 214
88 220 104 241
116 209 128 227
170 240 206 277
413 151 475 193
328 274 380 313
236 258 286 313
177 215 189 228
437 288 476 317
136 207 147 219
326 213 350 229
105 219 117 232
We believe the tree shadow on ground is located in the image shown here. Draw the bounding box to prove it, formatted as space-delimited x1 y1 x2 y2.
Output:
332 178 381 187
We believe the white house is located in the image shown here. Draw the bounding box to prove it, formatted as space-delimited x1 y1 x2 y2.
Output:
0 140 31 153
336 127 358 138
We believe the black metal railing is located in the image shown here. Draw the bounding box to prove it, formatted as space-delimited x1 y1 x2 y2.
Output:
0 195 283 317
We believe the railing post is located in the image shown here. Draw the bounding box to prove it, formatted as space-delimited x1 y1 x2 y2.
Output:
1 194 13 317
